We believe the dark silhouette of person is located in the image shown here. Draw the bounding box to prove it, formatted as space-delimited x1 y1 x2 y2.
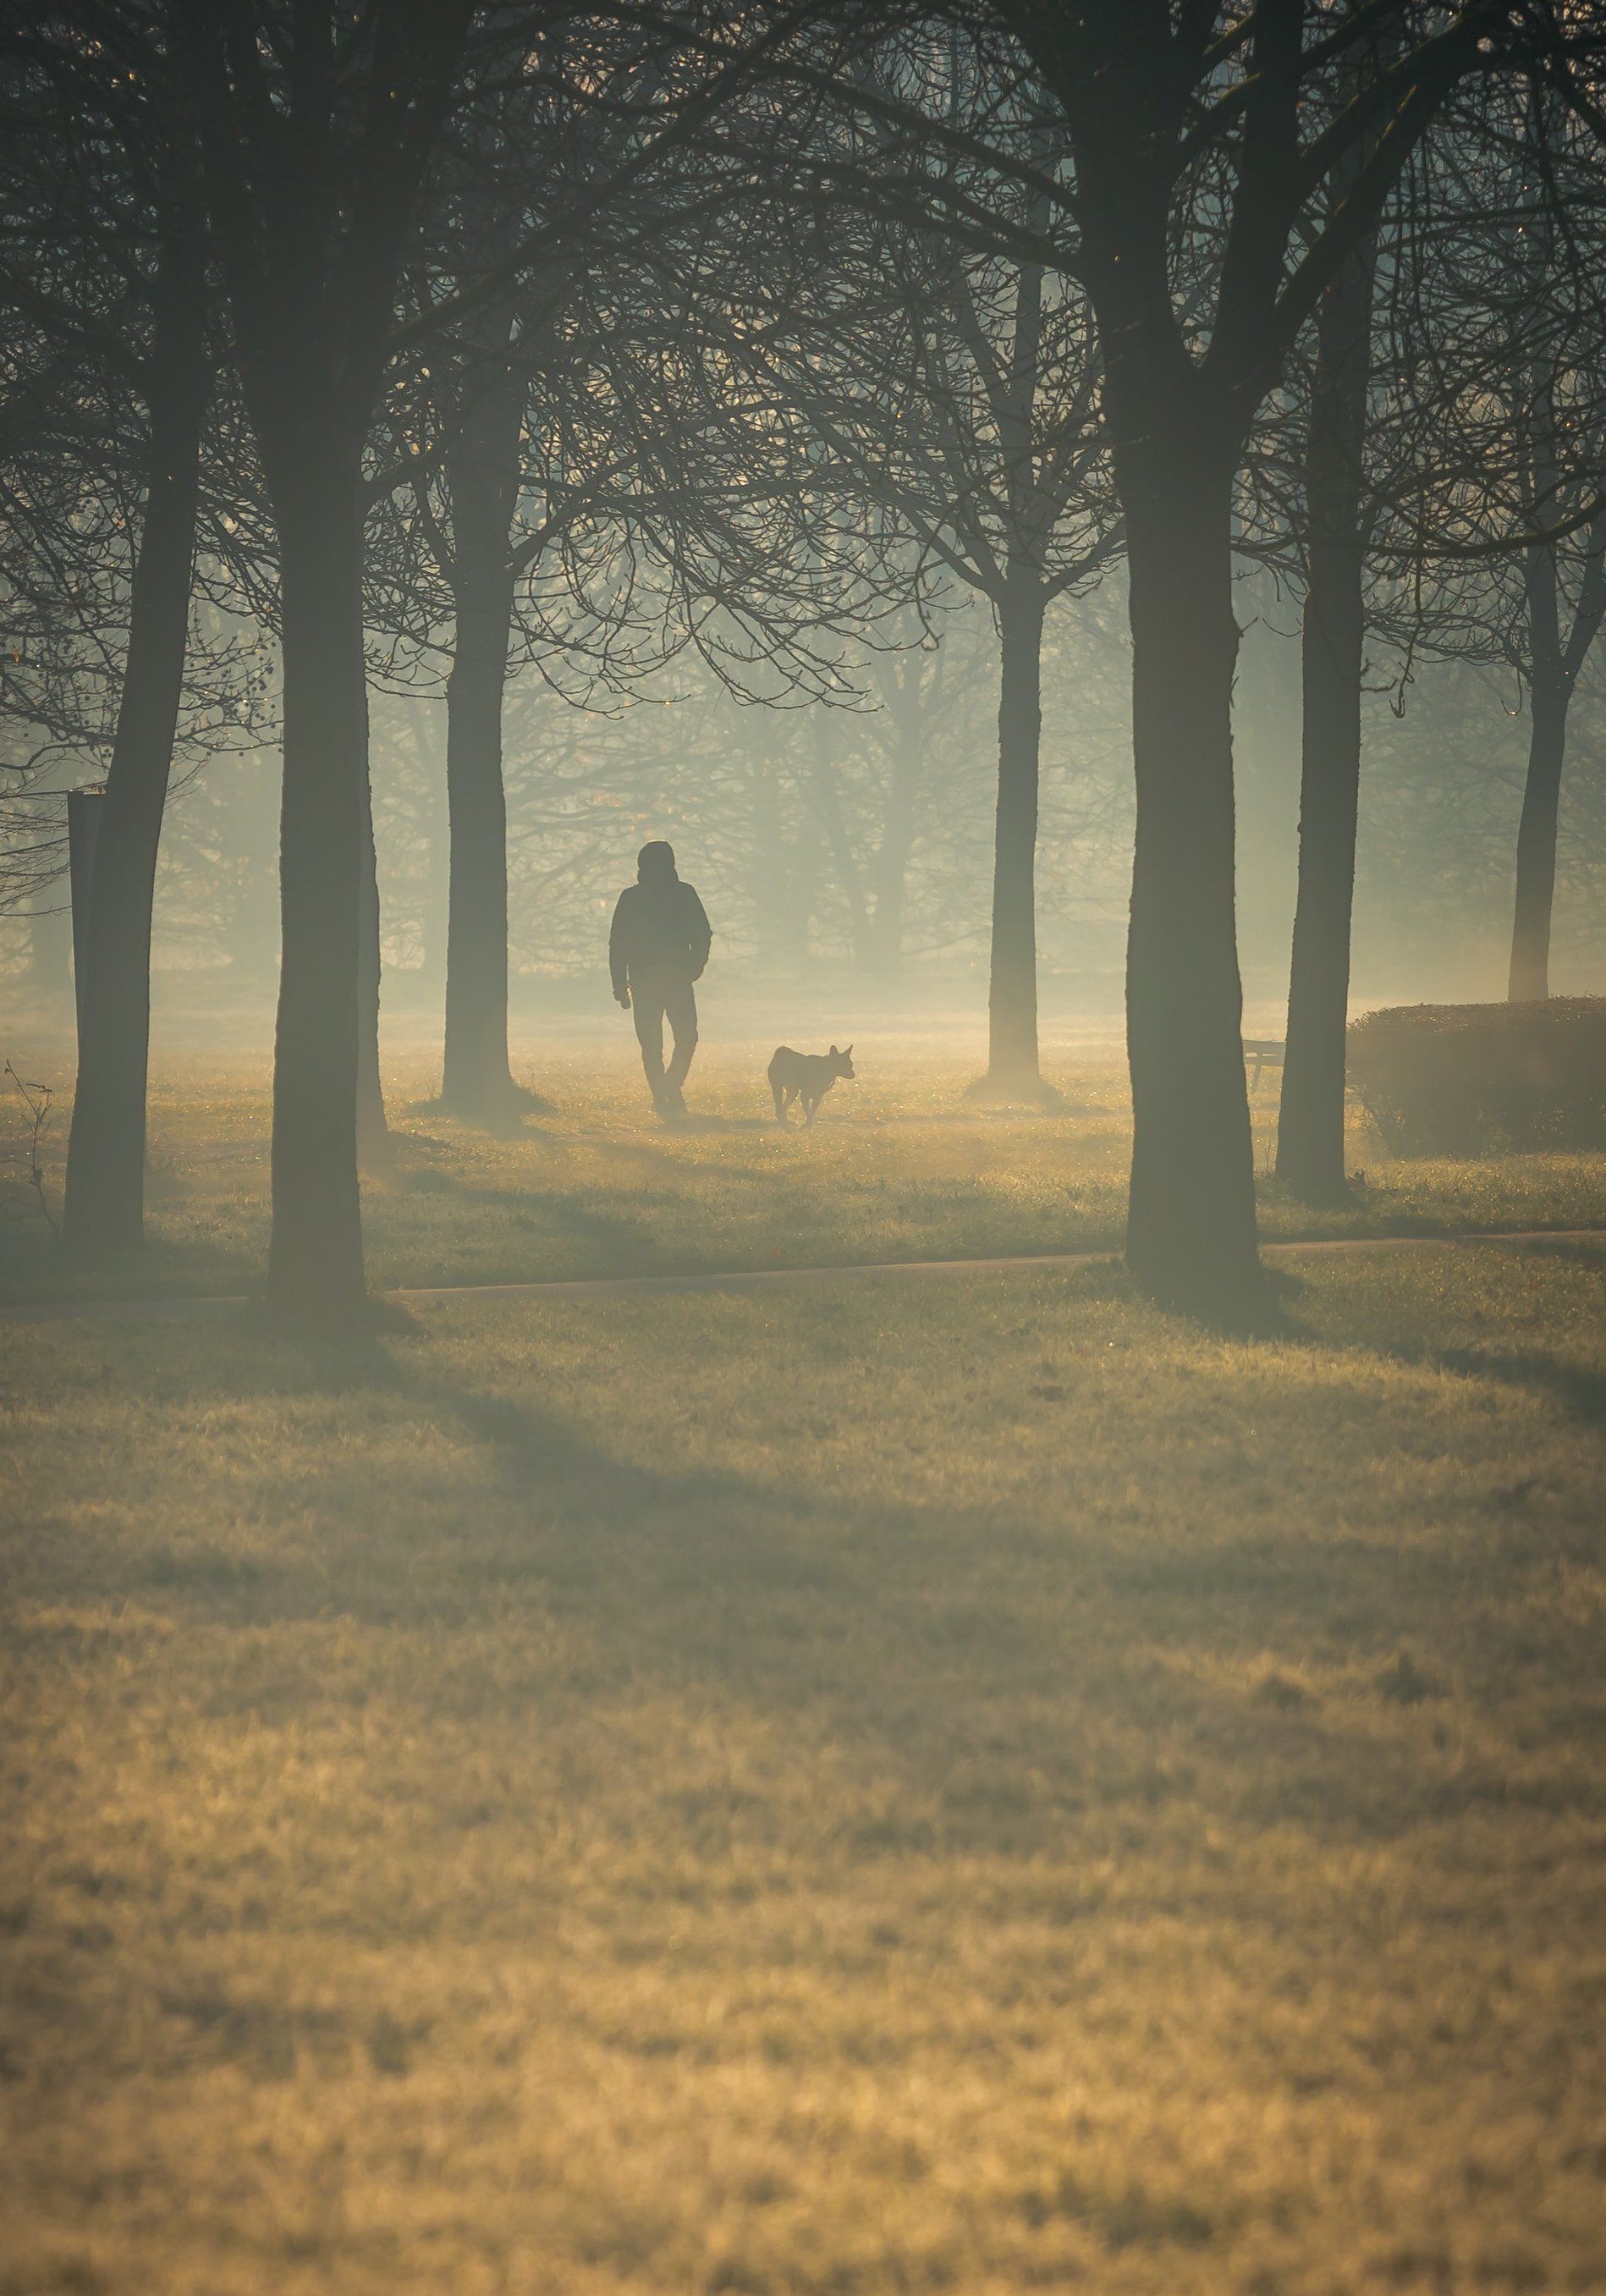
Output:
609 841 712 1116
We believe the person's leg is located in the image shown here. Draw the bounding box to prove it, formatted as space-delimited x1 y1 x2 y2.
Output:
631 986 669 1108
663 979 698 1098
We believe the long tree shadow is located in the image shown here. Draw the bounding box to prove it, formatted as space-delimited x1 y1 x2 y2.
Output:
27 1274 1603 1875
1379 1341 1606 1424
1273 1254 1606 1428
377 1173 656 1253
341 1343 1606 1852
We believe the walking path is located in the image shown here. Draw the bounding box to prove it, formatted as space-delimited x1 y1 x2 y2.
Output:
3 1227 1602 1324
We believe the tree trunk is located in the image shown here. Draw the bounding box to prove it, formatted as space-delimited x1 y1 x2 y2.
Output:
1276 222 1378 1203
413 703 450 994
441 344 522 1121
1122 449 1261 1313
442 600 518 1117
356 739 390 1170
1508 548 1570 1003
267 450 370 1330
63 229 206 1262
982 578 1045 1091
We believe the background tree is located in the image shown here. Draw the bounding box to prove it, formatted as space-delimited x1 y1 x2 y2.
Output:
2 8 273 1257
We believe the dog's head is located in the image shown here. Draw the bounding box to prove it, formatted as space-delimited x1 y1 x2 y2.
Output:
828 1043 855 1081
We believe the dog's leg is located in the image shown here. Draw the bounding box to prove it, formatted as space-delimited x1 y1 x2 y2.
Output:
771 1077 785 1123
803 1093 817 1127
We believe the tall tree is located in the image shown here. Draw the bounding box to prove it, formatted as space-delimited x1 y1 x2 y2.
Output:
190 0 474 1330
1501 93 1606 1002
1508 494 1606 999
734 62 1120 1095
62 139 209 1258
1275 46 1389 1203
1 8 269 1259
842 1 1598 1310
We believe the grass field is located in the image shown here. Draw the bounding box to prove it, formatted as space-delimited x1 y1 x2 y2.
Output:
3 1227 1605 2294
3 1032 1604 1302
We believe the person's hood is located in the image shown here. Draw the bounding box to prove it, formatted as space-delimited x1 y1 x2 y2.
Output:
637 841 679 886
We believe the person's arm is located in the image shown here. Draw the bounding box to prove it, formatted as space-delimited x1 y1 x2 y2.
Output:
685 885 712 980
608 893 630 1005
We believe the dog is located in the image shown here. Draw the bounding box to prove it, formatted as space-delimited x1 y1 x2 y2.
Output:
768 1043 855 1127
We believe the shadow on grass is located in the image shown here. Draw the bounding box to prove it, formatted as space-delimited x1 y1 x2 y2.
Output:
1385 1342 1606 1426
19 1274 1603 1860
402 1089 558 1134
1270 1253 1606 1428
1127 1257 1306 1343
379 1170 656 1251
1504 1234 1606 1269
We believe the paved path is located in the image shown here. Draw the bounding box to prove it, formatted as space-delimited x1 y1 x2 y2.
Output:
3 1227 1602 1325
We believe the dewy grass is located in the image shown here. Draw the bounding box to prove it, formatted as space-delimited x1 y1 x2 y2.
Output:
3 1241 1604 2293
2 1038 1603 1302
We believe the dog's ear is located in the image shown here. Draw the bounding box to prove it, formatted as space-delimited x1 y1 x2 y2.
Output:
844 1044 853 1057
828 1044 838 1056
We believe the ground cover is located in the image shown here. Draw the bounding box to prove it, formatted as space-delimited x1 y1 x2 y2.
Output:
3 1035 1604 1303
3 1240 1603 2294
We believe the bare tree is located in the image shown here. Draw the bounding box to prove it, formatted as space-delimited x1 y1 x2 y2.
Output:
814 1 1604 1310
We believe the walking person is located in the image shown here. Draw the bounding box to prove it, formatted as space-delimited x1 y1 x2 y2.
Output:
609 840 712 1118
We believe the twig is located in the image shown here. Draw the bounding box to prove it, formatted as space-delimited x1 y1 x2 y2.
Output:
4 1061 60 1237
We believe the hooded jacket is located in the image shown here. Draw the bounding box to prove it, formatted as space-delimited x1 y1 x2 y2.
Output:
609 849 712 997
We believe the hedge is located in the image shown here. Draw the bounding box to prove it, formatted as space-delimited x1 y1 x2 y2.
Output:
1346 998 1606 1157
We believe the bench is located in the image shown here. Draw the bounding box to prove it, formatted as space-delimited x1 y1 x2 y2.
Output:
1244 1039 1284 1093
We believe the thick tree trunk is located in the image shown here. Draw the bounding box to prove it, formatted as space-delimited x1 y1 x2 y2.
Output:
1276 224 1378 1203
1122 450 1261 1313
63 233 206 1262
982 579 1045 1091
441 344 522 1121
1508 539 1570 1004
267 451 370 1330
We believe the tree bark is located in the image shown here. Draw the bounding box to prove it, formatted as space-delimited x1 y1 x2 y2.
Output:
1507 664 1568 1004
1507 523 1570 1002
443 602 518 1116
63 224 206 1262
1276 221 1378 1202
1122 447 1261 1313
267 449 370 1330
441 346 522 1121
356 738 390 1170
982 578 1045 1091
